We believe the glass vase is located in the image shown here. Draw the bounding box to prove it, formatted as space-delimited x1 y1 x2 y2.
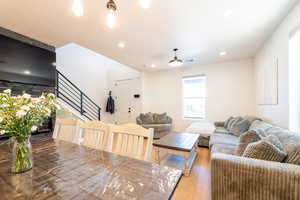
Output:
11 136 33 173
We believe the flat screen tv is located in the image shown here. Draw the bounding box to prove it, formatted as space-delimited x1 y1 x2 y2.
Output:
0 34 56 87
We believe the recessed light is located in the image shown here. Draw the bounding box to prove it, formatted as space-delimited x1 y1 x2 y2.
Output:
72 0 84 17
139 0 151 9
220 51 227 56
24 70 31 75
118 42 125 48
151 64 156 68
224 10 233 17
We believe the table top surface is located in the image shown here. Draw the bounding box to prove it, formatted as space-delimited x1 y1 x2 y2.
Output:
0 135 182 200
153 133 200 152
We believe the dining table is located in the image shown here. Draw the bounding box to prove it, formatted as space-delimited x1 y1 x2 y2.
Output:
0 134 182 200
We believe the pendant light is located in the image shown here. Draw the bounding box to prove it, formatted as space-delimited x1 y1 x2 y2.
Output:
168 49 183 67
72 0 84 17
106 0 117 28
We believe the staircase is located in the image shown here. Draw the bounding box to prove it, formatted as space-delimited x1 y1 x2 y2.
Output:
56 70 101 121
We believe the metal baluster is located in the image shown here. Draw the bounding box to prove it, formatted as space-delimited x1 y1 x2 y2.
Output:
56 71 59 98
98 107 101 121
80 92 83 115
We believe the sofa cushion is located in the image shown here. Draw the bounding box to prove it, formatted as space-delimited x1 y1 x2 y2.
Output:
142 124 171 132
211 143 237 155
229 119 251 136
236 130 263 156
209 133 238 148
243 139 287 162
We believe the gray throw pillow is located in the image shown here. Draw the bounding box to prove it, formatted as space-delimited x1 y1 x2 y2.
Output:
264 135 284 151
153 113 169 124
255 129 266 137
236 130 263 156
140 113 154 124
243 140 287 162
224 116 234 129
225 117 235 130
227 117 243 130
229 119 251 136
285 148 300 165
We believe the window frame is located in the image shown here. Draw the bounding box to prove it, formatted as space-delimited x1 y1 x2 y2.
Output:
182 75 207 120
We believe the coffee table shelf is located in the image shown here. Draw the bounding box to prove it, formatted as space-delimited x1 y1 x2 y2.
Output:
153 132 199 176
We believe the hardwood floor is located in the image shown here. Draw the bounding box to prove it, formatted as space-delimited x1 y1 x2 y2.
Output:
172 148 211 200
151 147 212 200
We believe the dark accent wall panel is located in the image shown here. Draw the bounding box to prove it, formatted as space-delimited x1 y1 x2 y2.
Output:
0 26 55 52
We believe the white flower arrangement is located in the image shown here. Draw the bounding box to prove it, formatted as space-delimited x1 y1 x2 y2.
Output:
4 89 11 94
0 91 60 138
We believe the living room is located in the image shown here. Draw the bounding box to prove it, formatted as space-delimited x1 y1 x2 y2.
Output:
0 0 300 200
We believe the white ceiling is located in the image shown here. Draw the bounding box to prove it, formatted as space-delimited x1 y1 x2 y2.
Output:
0 0 298 71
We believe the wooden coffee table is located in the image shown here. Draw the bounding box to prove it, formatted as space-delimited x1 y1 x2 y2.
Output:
153 132 199 176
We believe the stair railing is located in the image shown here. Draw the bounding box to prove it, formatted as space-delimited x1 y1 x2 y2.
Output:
56 70 101 121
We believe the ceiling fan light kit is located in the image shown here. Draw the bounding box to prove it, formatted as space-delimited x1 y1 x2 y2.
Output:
169 48 183 67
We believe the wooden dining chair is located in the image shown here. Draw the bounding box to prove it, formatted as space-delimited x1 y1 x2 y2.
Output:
53 118 81 143
78 120 112 151
110 123 154 162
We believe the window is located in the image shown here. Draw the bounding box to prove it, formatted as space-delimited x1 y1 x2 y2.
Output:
182 75 206 119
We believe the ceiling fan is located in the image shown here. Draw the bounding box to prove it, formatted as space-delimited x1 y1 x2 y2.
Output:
168 48 183 67
168 48 198 67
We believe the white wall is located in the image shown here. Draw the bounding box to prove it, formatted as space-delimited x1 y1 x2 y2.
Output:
56 43 119 122
254 2 300 128
106 66 142 124
56 43 142 123
143 59 255 132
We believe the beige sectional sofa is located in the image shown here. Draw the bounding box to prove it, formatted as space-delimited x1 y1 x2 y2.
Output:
210 119 300 200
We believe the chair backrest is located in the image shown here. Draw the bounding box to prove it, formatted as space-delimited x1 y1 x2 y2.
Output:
53 118 81 143
79 121 112 151
110 123 154 161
